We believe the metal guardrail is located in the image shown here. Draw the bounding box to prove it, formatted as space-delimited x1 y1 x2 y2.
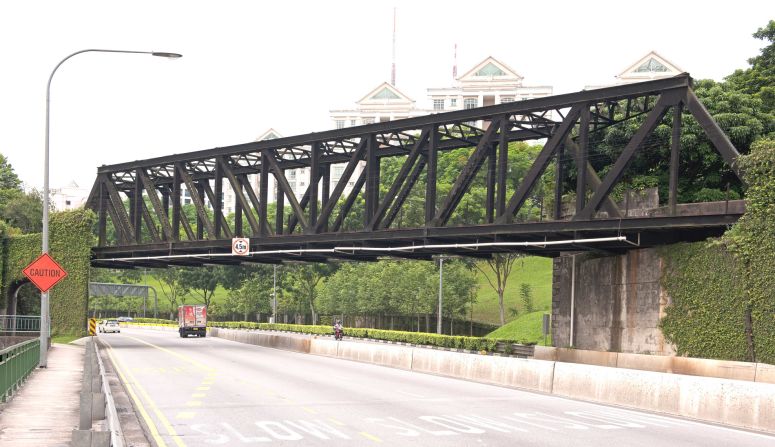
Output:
0 315 41 336
0 338 40 402
494 342 536 358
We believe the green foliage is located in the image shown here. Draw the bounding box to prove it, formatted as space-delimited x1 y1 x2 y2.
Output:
1 209 94 337
658 242 749 361
485 311 552 346
520 283 534 313
726 21 775 112
723 138 775 363
207 320 528 351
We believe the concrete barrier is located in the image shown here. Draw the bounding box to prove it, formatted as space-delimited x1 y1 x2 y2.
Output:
211 328 311 353
756 363 775 384
336 341 413 370
551 361 775 433
309 338 339 358
411 348 555 393
209 328 775 434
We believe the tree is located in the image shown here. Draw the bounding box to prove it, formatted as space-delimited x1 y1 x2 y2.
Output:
284 263 336 324
520 283 534 313
180 267 224 309
726 21 775 112
155 267 190 318
475 253 522 325
225 268 272 321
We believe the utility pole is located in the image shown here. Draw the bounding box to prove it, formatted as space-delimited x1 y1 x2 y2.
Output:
437 256 444 334
272 264 278 323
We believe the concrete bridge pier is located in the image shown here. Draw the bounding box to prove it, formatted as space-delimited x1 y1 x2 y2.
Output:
551 248 675 355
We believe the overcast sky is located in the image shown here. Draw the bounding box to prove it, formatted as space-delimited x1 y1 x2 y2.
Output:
0 0 772 191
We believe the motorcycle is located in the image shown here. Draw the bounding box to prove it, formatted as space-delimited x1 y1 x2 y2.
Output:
334 326 343 341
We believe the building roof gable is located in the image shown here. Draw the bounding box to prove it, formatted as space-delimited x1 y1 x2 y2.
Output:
358 82 414 104
256 128 283 141
458 56 523 82
617 51 683 80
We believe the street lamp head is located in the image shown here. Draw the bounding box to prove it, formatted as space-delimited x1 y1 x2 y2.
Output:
152 52 183 59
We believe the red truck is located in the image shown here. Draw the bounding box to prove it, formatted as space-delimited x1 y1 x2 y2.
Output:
178 304 207 338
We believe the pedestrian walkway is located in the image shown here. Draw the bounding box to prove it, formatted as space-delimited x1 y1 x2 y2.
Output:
0 342 84 447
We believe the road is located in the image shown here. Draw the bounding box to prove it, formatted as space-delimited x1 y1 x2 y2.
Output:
99 327 774 447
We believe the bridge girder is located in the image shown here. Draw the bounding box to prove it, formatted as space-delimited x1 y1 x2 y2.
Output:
87 74 744 267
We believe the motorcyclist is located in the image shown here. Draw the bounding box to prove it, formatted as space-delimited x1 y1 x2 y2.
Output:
333 319 343 340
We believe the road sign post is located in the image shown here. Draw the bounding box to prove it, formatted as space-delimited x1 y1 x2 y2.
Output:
23 253 68 293
232 237 250 256
23 253 68 368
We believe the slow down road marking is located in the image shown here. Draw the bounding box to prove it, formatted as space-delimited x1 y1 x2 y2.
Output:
102 338 186 447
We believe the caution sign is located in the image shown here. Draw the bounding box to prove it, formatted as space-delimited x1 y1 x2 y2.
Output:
22 253 68 293
232 237 250 256
88 318 97 336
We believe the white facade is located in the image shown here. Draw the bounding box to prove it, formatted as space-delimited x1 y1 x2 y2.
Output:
585 51 684 90
50 180 89 211
329 82 428 128
427 56 553 113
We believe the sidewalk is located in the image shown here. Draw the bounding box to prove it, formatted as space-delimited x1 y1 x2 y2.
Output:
0 343 84 447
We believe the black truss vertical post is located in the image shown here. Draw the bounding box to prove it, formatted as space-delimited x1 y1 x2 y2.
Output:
576 105 590 214
98 181 106 246
133 175 143 243
161 188 170 241
172 168 181 241
235 196 243 237
196 183 205 240
260 151 269 237
486 143 496 223
425 127 438 226
496 115 508 218
214 161 223 238
275 181 285 235
309 142 320 232
322 164 330 233
365 134 379 227
554 143 565 220
669 103 683 215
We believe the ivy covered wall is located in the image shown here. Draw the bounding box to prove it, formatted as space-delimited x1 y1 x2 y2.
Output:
1 209 94 336
660 138 775 364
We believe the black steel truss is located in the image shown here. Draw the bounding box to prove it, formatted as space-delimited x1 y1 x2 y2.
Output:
87 74 744 267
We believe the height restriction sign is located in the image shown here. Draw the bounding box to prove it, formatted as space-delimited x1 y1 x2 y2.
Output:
23 253 68 293
232 237 250 256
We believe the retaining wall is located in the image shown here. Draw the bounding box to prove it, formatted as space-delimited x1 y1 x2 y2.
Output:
209 327 775 434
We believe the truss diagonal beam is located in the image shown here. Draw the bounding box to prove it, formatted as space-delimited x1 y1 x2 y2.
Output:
575 89 683 220
498 105 582 224
175 162 216 239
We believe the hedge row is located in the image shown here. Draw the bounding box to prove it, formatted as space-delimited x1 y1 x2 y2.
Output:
207 321 529 352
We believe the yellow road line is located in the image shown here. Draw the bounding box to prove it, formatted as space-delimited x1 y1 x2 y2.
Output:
302 406 318 415
107 341 187 447
127 335 214 373
176 412 196 420
192 393 206 398
328 417 346 427
196 386 210 391
103 341 168 447
359 432 383 443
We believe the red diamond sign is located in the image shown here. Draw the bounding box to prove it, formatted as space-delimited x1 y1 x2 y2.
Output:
23 253 68 293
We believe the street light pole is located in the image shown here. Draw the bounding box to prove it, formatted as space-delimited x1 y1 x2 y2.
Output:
272 264 278 323
437 256 444 334
41 49 181 367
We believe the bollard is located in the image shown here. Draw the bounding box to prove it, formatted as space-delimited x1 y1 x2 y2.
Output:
79 390 93 430
92 392 106 420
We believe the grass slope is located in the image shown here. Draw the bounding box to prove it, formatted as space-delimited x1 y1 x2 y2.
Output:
471 256 553 325
485 311 552 345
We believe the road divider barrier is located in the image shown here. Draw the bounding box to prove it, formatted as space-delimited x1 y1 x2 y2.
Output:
209 327 775 435
72 338 122 447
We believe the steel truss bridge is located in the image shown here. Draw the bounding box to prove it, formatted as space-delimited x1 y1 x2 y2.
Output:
87 74 743 268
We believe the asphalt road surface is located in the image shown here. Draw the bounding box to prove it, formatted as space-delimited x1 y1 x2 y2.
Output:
99 327 775 447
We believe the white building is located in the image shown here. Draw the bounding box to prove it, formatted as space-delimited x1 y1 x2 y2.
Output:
50 180 89 211
427 56 553 113
586 51 684 90
329 82 428 128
